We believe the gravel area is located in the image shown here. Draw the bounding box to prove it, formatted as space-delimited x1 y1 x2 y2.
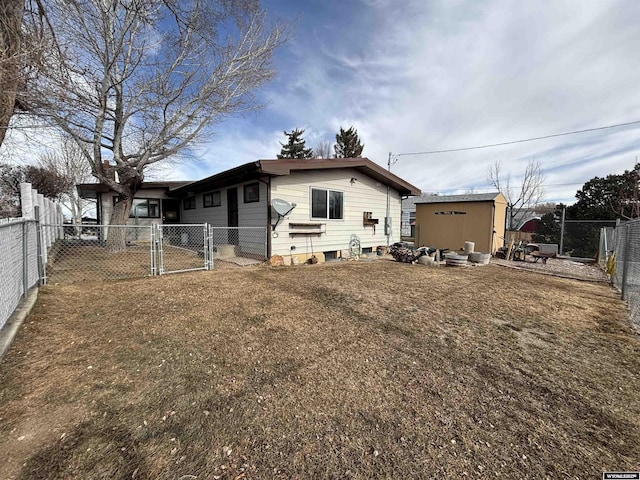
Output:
491 257 609 282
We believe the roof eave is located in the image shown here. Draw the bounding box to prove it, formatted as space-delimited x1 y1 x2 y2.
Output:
257 158 421 196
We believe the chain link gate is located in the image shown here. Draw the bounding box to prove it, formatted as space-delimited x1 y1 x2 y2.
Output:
156 224 212 275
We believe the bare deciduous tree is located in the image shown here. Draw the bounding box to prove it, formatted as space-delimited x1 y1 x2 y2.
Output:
488 158 545 230
23 0 285 250
313 140 332 159
0 0 24 149
38 135 93 225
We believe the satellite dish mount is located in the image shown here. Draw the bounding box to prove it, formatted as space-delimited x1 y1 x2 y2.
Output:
271 198 296 234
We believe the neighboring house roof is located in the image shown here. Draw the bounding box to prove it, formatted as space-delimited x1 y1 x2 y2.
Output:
518 218 539 233
77 181 191 199
413 192 504 205
403 194 442 211
170 158 422 197
511 205 556 230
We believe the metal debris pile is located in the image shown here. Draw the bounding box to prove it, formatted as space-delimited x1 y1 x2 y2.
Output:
389 242 430 263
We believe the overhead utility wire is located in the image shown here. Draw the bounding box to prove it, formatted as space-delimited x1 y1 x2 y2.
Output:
396 119 640 157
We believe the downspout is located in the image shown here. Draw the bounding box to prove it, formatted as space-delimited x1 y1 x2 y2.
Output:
265 176 272 258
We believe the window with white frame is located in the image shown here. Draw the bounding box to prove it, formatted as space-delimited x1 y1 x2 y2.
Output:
311 188 343 219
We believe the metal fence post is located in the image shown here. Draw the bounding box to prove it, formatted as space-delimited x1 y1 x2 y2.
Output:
34 206 45 285
22 221 28 297
157 225 164 275
559 206 566 256
151 225 157 277
209 225 215 270
203 224 209 270
621 226 630 300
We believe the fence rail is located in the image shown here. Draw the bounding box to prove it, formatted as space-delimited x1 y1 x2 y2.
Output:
600 219 640 330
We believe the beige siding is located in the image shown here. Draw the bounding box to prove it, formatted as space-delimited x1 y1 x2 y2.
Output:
270 169 401 257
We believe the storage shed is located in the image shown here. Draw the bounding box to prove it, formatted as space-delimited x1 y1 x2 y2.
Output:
414 192 507 254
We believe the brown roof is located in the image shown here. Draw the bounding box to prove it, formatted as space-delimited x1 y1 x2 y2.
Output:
171 158 421 196
77 181 191 199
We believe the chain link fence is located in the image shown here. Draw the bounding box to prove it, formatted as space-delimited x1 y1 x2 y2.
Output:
0 220 40 330
601 218 640 330
42 224 267 282
44 224 156 284
1 222 268 327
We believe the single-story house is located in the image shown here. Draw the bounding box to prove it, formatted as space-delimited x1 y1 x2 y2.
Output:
413 192 507 254
78 158 421 263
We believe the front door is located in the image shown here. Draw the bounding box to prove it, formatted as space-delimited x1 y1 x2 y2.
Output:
162 199 180 223
227 187 239 244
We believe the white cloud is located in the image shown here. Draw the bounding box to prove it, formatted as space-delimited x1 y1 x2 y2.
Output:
252 0 640 204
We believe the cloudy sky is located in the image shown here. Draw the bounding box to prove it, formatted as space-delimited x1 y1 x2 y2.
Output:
162 0 640 204
7 0 640 205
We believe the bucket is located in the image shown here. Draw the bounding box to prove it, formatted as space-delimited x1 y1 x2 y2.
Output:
464 241 475 254
469 252 491 264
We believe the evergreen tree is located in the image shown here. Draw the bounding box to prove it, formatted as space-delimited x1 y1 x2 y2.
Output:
277 129 313 159
334 126 364 158
569 163 640 220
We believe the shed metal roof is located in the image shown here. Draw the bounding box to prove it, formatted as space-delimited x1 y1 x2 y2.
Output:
414 192 503 204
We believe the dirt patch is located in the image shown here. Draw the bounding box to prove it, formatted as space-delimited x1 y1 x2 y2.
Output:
0 261 638 479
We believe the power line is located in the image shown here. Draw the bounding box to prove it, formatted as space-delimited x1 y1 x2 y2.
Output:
396 119 640 157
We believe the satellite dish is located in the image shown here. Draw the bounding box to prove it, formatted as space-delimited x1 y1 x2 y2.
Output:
272 198 296 217
271 198 296 234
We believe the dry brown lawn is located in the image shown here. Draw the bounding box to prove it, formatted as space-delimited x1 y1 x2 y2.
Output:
0 261 638 479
